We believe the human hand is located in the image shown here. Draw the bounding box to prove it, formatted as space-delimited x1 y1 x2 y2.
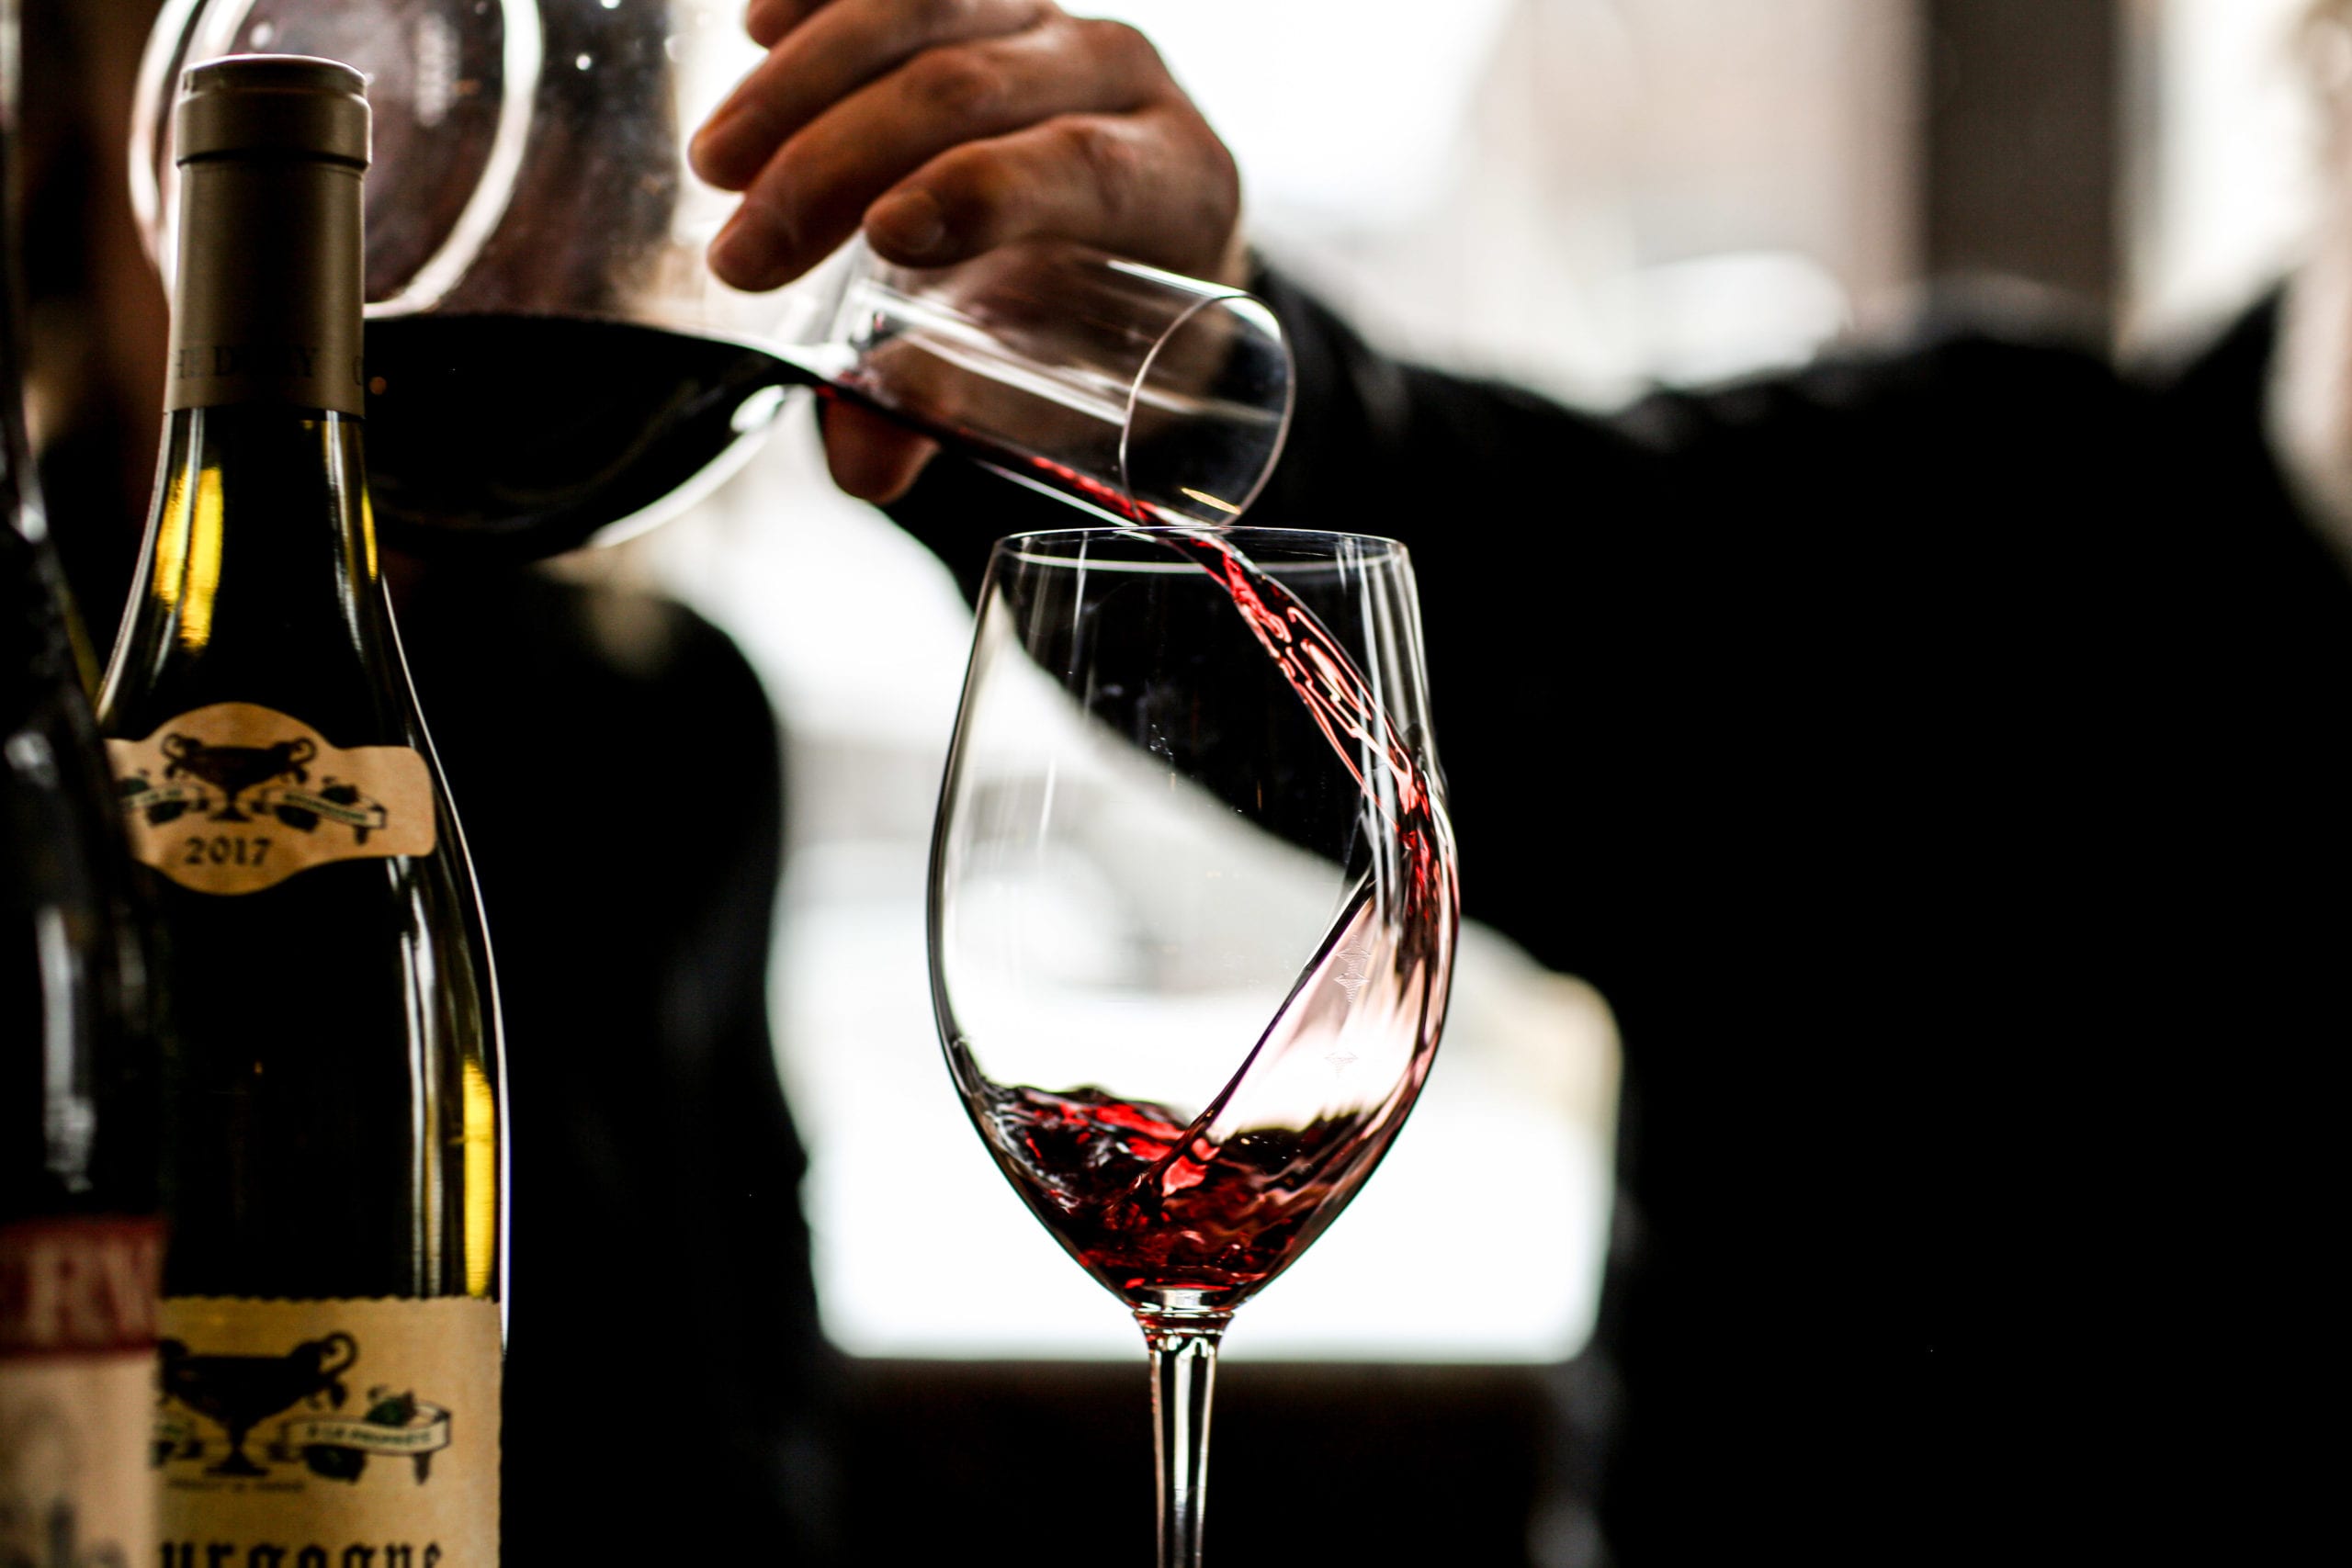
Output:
689 0 1246 502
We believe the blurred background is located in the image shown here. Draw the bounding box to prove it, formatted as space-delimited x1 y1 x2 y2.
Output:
620 3 2329 1559
647 0 2322 1353
23 0 2335 1562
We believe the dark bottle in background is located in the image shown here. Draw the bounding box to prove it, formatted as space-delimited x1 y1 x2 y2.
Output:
96 55 504 1564
1 2 165 1562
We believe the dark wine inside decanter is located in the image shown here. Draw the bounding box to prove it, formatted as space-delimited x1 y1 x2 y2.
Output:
361 314 805 559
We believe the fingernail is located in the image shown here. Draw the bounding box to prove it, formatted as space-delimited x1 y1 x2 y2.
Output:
710 204 795 288
867 190 946 262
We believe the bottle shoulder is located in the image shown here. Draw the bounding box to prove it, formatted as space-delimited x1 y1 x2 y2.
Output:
100 409 406 741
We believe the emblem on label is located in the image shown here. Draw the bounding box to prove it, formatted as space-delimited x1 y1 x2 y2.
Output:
106 703 435 893
155 1332 453 1483
153 1298 499 1565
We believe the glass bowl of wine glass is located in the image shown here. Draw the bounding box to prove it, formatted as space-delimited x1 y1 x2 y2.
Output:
930 525 1459 1565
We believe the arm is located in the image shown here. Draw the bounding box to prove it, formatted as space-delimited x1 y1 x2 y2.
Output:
894 269 2142 985
398 571 831 1557
686 5 2145 986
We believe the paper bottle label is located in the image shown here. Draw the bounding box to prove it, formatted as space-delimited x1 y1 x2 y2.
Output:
106 703 435 894
154 1296 500 1567
0 1218 165 1568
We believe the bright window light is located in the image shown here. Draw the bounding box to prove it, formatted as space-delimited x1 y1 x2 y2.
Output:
2135 0 2320 332
649 411 1619 1364
1091 0 1521 229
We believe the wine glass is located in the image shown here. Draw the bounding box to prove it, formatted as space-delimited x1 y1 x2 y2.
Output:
928 527 1459 1565
132 0 1292 557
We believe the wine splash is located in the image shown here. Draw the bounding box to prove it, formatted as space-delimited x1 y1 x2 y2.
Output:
967 529 1459 1317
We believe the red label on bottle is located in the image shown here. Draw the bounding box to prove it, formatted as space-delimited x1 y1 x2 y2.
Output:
0 1217 164 1356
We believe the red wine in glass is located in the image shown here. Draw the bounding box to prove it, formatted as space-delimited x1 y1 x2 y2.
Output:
956 528 1457 1314
971 877 1445 1314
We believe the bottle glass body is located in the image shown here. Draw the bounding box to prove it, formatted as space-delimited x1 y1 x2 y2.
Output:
99 401 505 1568
99 405 502 1303
100 57 506 1558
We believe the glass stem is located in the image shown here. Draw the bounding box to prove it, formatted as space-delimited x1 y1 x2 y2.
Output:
1143 1314 1226 1568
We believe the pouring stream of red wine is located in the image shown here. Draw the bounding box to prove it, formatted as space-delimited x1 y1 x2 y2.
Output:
362 314 1452 1309
972 528 1459 1315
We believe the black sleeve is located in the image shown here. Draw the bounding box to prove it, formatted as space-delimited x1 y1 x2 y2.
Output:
883 272 2336 1562
395 569 835 1562
890 265 2144 990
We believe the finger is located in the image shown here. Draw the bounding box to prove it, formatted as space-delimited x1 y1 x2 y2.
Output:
695 0 1055 191
821 397 940 502
744 0 828 51
709 19 1166 289
865 105 1241 280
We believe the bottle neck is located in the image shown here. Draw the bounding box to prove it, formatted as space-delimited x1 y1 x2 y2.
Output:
166 152 366 418
100 133 396 739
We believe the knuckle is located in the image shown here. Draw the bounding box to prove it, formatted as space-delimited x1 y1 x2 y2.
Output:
745 0 805 46
909 48 1003 118
931 148 1017 220
1076 17 1163 78
1155 104 1238 211
1194 117 1241 210
908 0 975 32
1058 118 1143 214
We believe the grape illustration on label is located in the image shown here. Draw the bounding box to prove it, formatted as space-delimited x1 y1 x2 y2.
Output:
155 1331 455 1488
105 703 436 893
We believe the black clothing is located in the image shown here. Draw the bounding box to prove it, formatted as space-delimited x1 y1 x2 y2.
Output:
395 569 835 1562
892 286 2342 1563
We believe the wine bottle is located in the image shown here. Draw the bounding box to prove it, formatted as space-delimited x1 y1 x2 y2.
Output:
95 57 504 1565
2 5 165 1562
